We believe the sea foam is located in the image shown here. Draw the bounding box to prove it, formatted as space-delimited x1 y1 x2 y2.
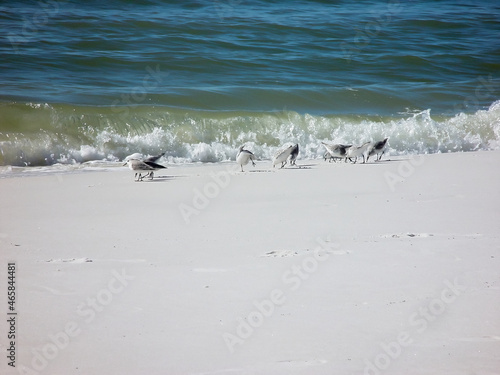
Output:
0 100 499 168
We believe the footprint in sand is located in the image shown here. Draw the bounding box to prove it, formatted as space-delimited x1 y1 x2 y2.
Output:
381 233 434 239
44 258 147 263
262 250 300 258
262 249 348 257
45 258 93 263
382 233 483 240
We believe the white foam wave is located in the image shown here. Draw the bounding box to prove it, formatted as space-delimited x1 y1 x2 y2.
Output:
1 100 499 168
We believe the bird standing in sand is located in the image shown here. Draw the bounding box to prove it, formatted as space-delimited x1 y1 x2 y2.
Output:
345 142 372 164
288 144 299 166
124 153 167 181
321 142 352 162
236 145 256 172
367 138 388 162
272 144 295 168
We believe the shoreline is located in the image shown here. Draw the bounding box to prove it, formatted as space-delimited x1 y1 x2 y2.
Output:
0 149 497 178
1 99 499 168
0 150 499 374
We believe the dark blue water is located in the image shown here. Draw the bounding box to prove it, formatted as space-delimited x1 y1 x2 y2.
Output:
0 0 499 166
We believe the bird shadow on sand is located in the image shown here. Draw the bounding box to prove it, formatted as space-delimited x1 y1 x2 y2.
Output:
324 158 395 166
135 175 174 182
289 163 316 169
351 158 406 165
276 163 316 169
247 164 314 172
248 169 274 173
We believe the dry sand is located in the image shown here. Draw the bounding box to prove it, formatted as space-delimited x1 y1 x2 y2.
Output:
1 151 499 374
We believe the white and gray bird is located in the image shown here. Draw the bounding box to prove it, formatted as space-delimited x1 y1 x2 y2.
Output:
272 144 295 168
123 153 167 181
366 138 388 162
321 142 352 162
346 142 372 164
143 152 165 163
288 144 299 166
236 145 256 172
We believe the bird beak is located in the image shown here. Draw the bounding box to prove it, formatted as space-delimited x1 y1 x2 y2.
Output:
122 162 127 166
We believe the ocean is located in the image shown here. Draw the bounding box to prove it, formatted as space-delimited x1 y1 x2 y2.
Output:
1 0 499 168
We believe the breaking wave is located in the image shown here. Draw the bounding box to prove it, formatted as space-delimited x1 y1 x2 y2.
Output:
0 100 499 168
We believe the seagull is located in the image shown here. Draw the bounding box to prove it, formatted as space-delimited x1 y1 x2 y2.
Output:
143 152 165 163
124 152 165 163
236 145 256 172
288 144 299 166
345 142 372 164
123 156 167 181
272 144 295 168
321 142 351 162
124 152 143 161
366 138 388 162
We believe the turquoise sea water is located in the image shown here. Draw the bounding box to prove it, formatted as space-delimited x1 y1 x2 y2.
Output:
0 0 499 166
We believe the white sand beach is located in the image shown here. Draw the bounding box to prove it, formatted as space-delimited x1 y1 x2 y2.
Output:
1 151 499 375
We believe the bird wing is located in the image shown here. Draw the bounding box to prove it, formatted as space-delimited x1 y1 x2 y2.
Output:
144 152 165 163
143 161 166 169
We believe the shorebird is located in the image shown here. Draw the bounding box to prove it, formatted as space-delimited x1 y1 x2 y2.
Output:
123 156 167 181
124 152 165 164
321 142 351 162
345 142 372 164
143 152 165 163
366 138 388 162
272 144 295 168
236 145 256 172
124 152 143 161
288 144 299 166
